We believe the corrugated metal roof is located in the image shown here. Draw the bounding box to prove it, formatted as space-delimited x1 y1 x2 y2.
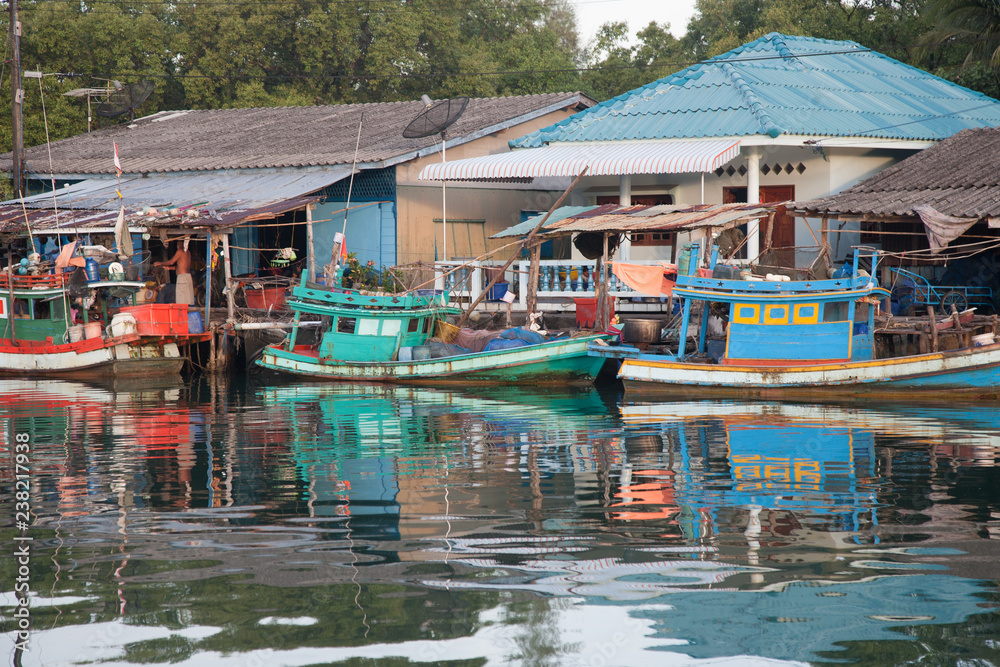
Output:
0 170 348 233
419 139 740 181
1 93 594 176
8 170 351 212
493 203 772 238
512 33 1000 148
794 127 1000 218
492 205 598 238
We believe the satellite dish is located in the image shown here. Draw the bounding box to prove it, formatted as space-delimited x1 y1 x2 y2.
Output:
95 81 154 121
402 96 469 139
402 96 469 263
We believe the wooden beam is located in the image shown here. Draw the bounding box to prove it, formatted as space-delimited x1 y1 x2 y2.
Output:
456 167 589 327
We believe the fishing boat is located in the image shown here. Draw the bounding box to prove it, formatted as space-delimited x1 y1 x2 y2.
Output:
0 269 208 378
590 245 1000 397
257 274 609 384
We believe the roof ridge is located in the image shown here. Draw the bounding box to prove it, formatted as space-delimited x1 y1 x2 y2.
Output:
720 62 785 138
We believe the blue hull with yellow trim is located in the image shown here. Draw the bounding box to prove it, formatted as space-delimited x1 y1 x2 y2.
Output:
597 246 1000 397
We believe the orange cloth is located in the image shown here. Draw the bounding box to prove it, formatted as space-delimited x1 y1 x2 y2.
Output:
611 262 675 297
54 241 86 273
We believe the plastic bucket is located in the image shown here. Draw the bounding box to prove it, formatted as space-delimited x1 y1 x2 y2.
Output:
109 313 137 338
68 324 85 343
84 321 103 340
188 310 204 334
84 258 101 282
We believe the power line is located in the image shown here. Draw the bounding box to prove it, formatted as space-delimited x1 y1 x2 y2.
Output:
38 47 881 84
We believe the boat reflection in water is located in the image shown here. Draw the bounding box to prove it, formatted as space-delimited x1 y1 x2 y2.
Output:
4 379 998 666
252 386 997 663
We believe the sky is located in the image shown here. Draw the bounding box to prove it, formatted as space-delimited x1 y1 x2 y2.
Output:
572 0 698 45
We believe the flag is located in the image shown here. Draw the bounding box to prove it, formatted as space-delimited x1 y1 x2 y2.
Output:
113 142 122 175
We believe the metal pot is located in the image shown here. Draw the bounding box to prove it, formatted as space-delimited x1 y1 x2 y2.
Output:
621 318 662 344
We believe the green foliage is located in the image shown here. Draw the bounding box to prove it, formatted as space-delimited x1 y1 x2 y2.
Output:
0 0 582 155
921 0 1000 68
341 252 407 292
3 0 1000 167
581 21 683 100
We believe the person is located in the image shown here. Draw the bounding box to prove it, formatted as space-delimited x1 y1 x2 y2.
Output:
154 240 194 305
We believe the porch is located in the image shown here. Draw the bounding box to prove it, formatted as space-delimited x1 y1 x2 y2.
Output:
433 259 673 316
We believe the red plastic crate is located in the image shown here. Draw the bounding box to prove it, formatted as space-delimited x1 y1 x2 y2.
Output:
121 304 189 335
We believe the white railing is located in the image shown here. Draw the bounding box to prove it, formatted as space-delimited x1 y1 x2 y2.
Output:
434 260 669 310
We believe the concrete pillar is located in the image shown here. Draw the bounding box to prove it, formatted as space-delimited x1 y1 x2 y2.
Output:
746 147 761 262
619 174 632 261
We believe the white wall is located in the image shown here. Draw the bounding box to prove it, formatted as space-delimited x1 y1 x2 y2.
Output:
566 144 909 266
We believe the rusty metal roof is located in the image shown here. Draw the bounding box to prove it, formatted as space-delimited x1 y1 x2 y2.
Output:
0 170 343 235
0 195 321 235
494 203 772 239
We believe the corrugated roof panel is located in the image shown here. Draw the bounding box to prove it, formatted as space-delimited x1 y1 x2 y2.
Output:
492 206 598 238
6 170 352 213
512 33 1000 147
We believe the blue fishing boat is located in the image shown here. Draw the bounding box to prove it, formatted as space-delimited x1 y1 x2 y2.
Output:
591 245 1000 396
257 273 609 385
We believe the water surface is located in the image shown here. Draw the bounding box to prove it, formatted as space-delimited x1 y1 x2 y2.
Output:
2 378 999 666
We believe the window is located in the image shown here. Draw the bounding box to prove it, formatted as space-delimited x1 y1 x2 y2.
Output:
631 231 674 247
407 318 419 333
823 302 847 322
337 317 357 334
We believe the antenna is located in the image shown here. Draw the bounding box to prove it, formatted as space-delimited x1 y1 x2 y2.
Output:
95 81 154 123
403 96 469 263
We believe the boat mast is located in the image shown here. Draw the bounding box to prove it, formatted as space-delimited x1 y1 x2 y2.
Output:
9 0 24 198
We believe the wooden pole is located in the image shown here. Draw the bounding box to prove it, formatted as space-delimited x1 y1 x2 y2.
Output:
306 203 316 283
456 167 589 327
928 306 938 352
10 0 24 198
204 235 212 327
597 232 610 331
7 254 17 344
526 242 540 315
222 233 235 323
763 211 776 252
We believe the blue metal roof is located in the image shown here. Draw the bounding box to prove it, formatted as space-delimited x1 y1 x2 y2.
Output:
512 33 1000 147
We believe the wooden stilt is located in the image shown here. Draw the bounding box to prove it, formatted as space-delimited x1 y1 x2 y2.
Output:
928 306 938 352
209 327 217 373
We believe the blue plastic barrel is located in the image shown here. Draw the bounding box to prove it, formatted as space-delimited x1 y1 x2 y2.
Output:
188 310 204 334
84 258 100 282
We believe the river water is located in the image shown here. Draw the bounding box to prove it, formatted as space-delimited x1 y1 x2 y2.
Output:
2 377 999 666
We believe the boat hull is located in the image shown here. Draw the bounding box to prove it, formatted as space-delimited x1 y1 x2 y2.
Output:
0 336 187 378
618 342 1000 398
258 335 609 385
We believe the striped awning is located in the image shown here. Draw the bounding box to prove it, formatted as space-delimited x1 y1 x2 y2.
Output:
419 140 741 181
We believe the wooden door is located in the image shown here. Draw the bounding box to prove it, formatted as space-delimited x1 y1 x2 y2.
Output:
759 186 795 249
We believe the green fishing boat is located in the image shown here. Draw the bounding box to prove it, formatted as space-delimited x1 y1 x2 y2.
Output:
257 274 609 385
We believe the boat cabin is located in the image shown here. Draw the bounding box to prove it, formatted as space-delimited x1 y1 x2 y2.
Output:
0 274 73 346
285 277 459 363
673 246 888 366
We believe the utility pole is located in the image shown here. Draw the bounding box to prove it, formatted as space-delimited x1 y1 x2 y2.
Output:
10 0 24 197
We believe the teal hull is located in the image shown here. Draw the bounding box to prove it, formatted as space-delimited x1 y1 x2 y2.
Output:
258 334 609 385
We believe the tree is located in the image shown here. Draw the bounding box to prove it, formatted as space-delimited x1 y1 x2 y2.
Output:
921 0 1000 68
582 21 683 100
